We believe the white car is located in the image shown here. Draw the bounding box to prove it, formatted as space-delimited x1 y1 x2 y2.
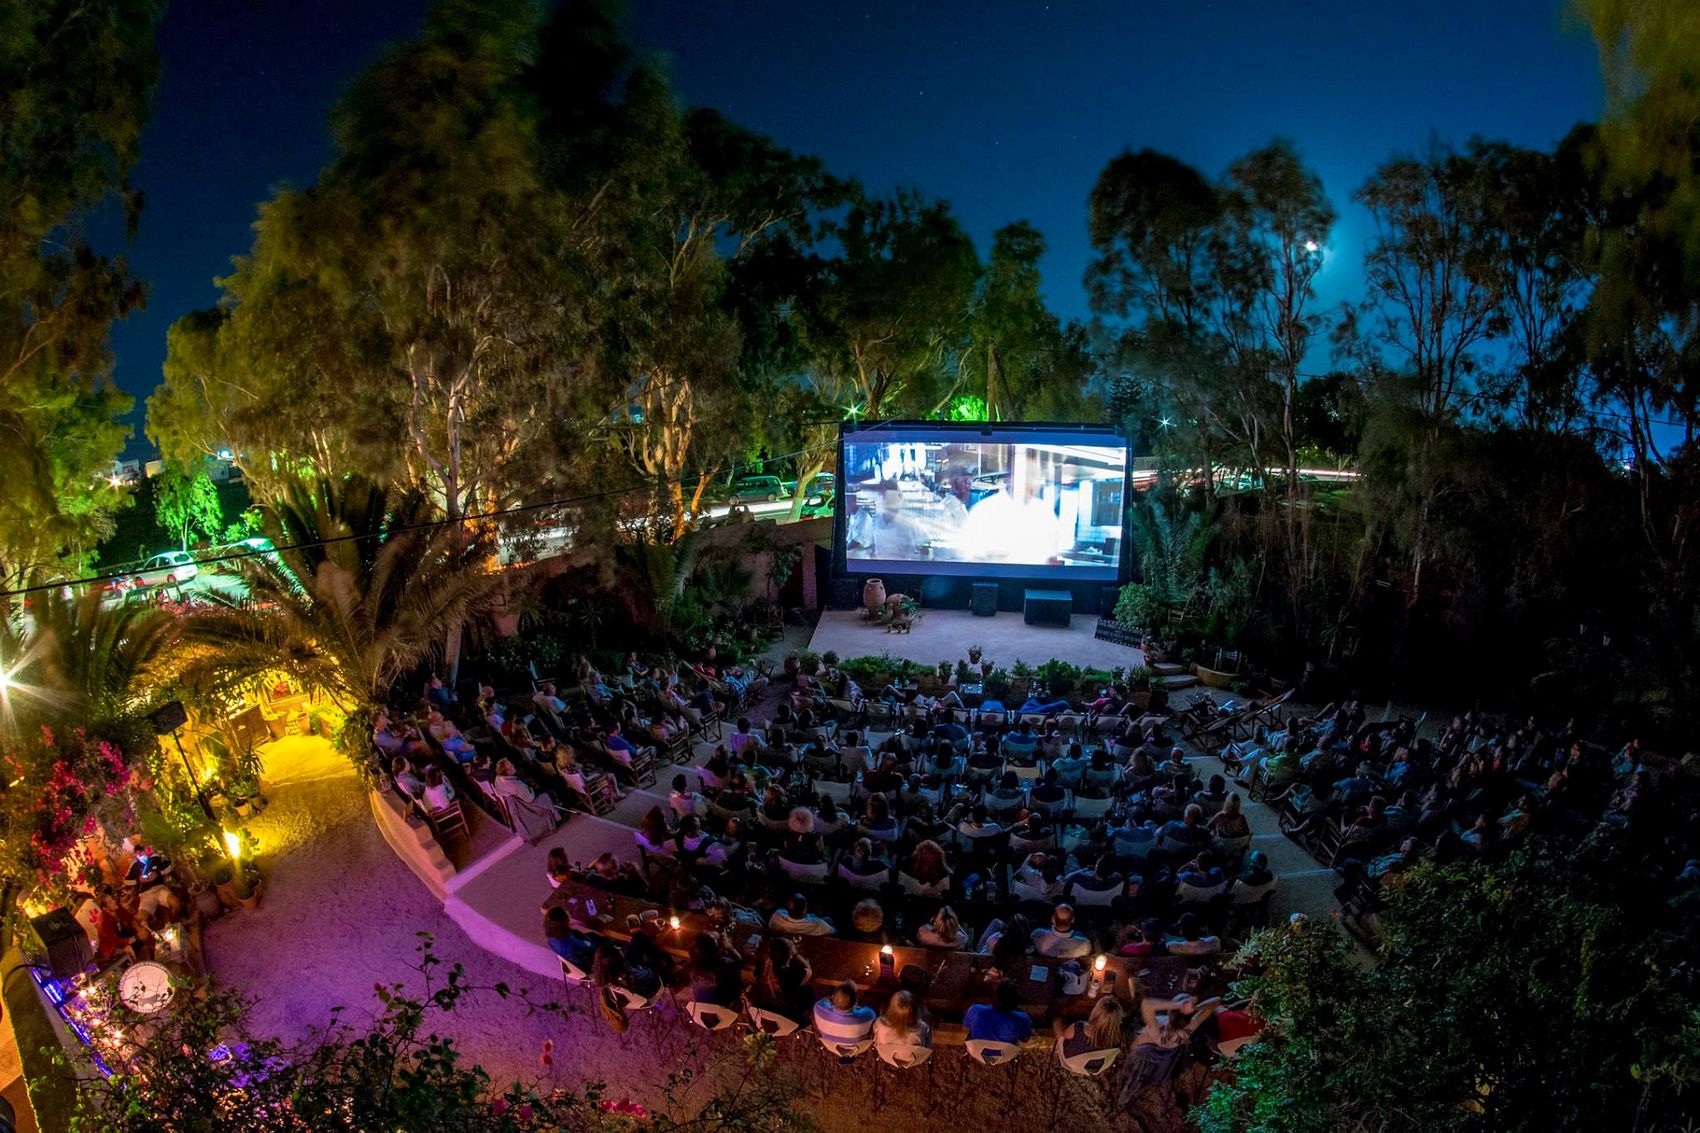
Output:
131 550 200 589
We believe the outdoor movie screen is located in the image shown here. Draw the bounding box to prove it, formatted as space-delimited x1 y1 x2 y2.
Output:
836 423 1129 581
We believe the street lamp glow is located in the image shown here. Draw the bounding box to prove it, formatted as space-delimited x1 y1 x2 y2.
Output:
1159 416 1175 429
222 830 243 860
1304 240 1320 253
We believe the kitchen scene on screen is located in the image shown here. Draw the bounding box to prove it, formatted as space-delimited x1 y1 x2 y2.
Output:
841 437 1125 570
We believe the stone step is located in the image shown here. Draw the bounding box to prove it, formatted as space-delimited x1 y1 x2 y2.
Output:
1157 674 1200 689
1150 662 1188 676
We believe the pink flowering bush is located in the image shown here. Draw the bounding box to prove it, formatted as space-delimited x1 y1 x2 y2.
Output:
0 724 140 900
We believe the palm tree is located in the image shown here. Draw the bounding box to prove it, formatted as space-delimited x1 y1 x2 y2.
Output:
0 587 174 729
1123 484 1218 629
181 477 501 758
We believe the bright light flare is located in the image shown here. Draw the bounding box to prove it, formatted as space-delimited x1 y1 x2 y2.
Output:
222 830 242 860
1304 240 1320 253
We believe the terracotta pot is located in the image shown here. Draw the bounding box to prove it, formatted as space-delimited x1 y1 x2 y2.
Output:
862 578 886 613
214 879 239 908
237 877 265 910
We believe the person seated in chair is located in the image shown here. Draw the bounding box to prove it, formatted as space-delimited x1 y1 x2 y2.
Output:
1019 694 1072 716
769 892 835 936
1063 854 1125 901
1032 903 1092 959
728 718 766 757
1163 912 1221 957
1155 804 1210 857
1055 995 1128 1060
426 710 476 762
814 979 876 1055
875 989 932 1052
543 906 603 972
964 979 1034 1045
840 837 890 879
390 755 426 800
1132 992 1221 1054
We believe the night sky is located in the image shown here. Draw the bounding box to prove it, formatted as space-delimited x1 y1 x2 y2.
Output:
109 0 1602 455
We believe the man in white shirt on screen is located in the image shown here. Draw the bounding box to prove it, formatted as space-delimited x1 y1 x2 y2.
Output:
959 452 1069 565
859 486 925 560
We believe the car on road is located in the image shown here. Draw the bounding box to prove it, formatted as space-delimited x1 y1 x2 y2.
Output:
800 489 835 519
729 474 788 502
130 550 200 589
209 536 279 573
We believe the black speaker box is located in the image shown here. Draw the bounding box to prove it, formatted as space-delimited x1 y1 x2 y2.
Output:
28 908 93 980
970 582 998 617
149 699 188 735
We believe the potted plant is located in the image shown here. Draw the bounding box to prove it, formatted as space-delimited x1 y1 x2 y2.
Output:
237 860 265 910
212 860 240 909
936 660 952 682
797 650 823 677
955 659 973 685
1010 659 1033 698
967 644 983 665
984 667 1012 702
980 658 993 678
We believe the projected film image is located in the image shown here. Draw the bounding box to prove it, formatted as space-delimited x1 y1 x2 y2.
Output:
840 431 1127 580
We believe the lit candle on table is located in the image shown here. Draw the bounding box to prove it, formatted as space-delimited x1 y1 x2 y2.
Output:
879 943 894 980
669 915 681 932
1089 953 1107 998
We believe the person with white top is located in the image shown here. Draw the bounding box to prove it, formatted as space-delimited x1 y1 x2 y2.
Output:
420 765 456 811
874 989 932 1052
668 773 706 820
1032 903 1093 959
768 893 835 937
814 979 876 1052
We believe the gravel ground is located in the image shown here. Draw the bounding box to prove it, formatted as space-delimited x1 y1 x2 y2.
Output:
202 731 1210 1132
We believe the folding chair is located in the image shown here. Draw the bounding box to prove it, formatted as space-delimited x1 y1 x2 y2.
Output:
820 1035 875 1060
837 866 890 892
876 1042 933 1069
814 779 857 808
748 1005 805 1038
1058 1044 1121 1077
609 985 656 1012
627 746 658 788
965 1039 1021 1066
561 958 591 985
779 858 831 885
425 802 470 845
1006 763 1044 786
687 1001 741 1032
1069 794 1113 821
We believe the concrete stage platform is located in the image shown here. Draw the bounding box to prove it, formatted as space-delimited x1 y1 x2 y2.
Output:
807 608 1143 672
